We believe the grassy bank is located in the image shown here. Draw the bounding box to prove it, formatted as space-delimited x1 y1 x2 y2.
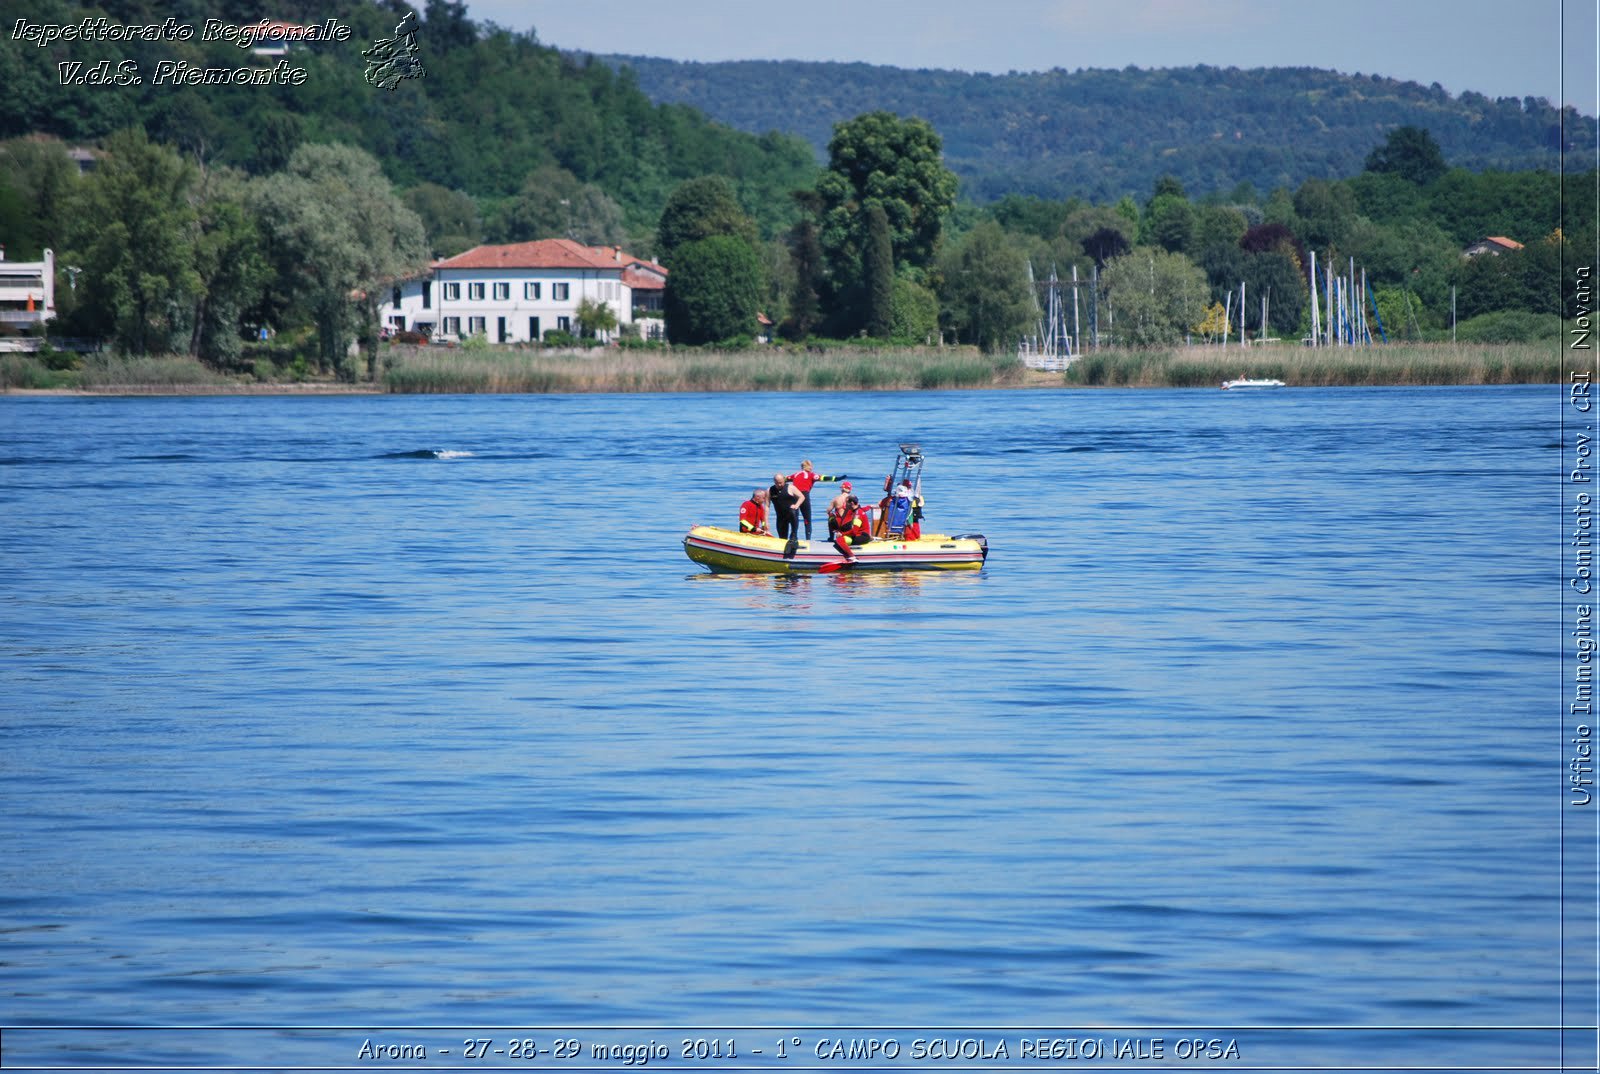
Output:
1066 341 1577 387
380 344 1027 393
1 340 1579 394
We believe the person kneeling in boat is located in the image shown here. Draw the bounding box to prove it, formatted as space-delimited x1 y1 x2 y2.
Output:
830 494 872 562
739 488 771 536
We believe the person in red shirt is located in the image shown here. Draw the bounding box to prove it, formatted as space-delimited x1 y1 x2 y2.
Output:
739 489 770 535
830 494 871 562
789 459 845 541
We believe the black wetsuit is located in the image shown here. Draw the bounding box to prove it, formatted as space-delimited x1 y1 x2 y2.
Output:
769 482 800 541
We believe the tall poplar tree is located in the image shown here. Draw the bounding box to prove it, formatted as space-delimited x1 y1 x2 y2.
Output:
863 202 894 338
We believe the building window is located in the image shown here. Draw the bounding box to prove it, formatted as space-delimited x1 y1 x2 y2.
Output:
493 282 509 301
529 316 540 340
469 282 485 301
554 283 570 301
443 316 460 335
468 316 486 335
392 285 402 309
524 282 541 300
422 281 432 309
443 282 460 301
557 316 570 333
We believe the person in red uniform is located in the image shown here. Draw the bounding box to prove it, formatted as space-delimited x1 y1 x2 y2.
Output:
788 459 845 541
830 494 871 562
739 488 770 535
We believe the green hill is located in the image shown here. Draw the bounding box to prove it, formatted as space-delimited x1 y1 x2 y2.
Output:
594 55 1591 203
0 0 818 238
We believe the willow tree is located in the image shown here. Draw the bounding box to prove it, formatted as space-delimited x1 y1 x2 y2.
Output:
1100 247 1208 348
253 144 427 379
936 219 1032 354
69 128 200 356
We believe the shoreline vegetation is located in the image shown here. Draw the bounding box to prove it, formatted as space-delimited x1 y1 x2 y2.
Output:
0 341 1580 396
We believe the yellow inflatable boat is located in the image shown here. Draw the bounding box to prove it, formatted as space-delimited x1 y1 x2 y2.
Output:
683 443 989 574
683 526 988 573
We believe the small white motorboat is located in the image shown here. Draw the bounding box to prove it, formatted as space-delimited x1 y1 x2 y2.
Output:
1221 378 1286 390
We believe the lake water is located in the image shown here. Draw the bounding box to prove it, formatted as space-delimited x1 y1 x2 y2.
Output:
0 385 1589 1071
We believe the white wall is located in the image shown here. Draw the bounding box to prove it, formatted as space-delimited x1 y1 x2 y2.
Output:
387 267 632 343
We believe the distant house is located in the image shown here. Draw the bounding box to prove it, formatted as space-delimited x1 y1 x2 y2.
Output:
250 21 305 58
617 251 668 340
0 246 55 341
1463 236 1524 258
389 239 666 344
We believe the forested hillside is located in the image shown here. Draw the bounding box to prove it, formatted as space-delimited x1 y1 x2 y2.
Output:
1 0 818 240
598 56 1590 203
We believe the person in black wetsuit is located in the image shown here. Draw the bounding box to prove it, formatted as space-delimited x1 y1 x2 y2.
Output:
768 472 803 542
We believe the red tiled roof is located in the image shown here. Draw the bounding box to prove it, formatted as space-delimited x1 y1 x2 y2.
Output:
622 263 666 290
1484 236 1523 250
436 238 625 271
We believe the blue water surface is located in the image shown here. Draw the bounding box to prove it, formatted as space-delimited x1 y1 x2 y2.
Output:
0 385 1567 1067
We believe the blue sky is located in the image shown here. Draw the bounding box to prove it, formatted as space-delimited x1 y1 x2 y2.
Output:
467 0 1598 113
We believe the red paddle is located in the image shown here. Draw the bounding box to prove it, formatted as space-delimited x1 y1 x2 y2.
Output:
818 559 853 574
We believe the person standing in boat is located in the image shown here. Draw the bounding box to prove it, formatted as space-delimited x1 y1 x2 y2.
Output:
769 472 804 542
739 488 771 536
788 460 845 542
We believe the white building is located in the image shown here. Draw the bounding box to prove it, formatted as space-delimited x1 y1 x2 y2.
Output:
387 238 666 344
0 246 55 341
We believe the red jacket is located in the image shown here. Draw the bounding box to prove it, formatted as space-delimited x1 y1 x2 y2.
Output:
739 499 768 534
833 505 869 538
790 468 838 495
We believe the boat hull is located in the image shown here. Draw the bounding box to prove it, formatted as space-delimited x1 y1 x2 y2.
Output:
683 525 987 573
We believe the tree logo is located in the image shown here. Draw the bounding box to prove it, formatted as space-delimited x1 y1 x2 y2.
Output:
363 10 425 91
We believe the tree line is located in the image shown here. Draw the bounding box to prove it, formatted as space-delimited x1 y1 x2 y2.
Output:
3 114 1585 367
3 130 427 378
660 121 1590 352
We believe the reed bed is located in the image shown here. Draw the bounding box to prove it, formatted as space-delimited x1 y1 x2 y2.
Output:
0 354 63 390
1066 342 1577 388
381 345 1027 394
74 354 237 391
5 341 1576 395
